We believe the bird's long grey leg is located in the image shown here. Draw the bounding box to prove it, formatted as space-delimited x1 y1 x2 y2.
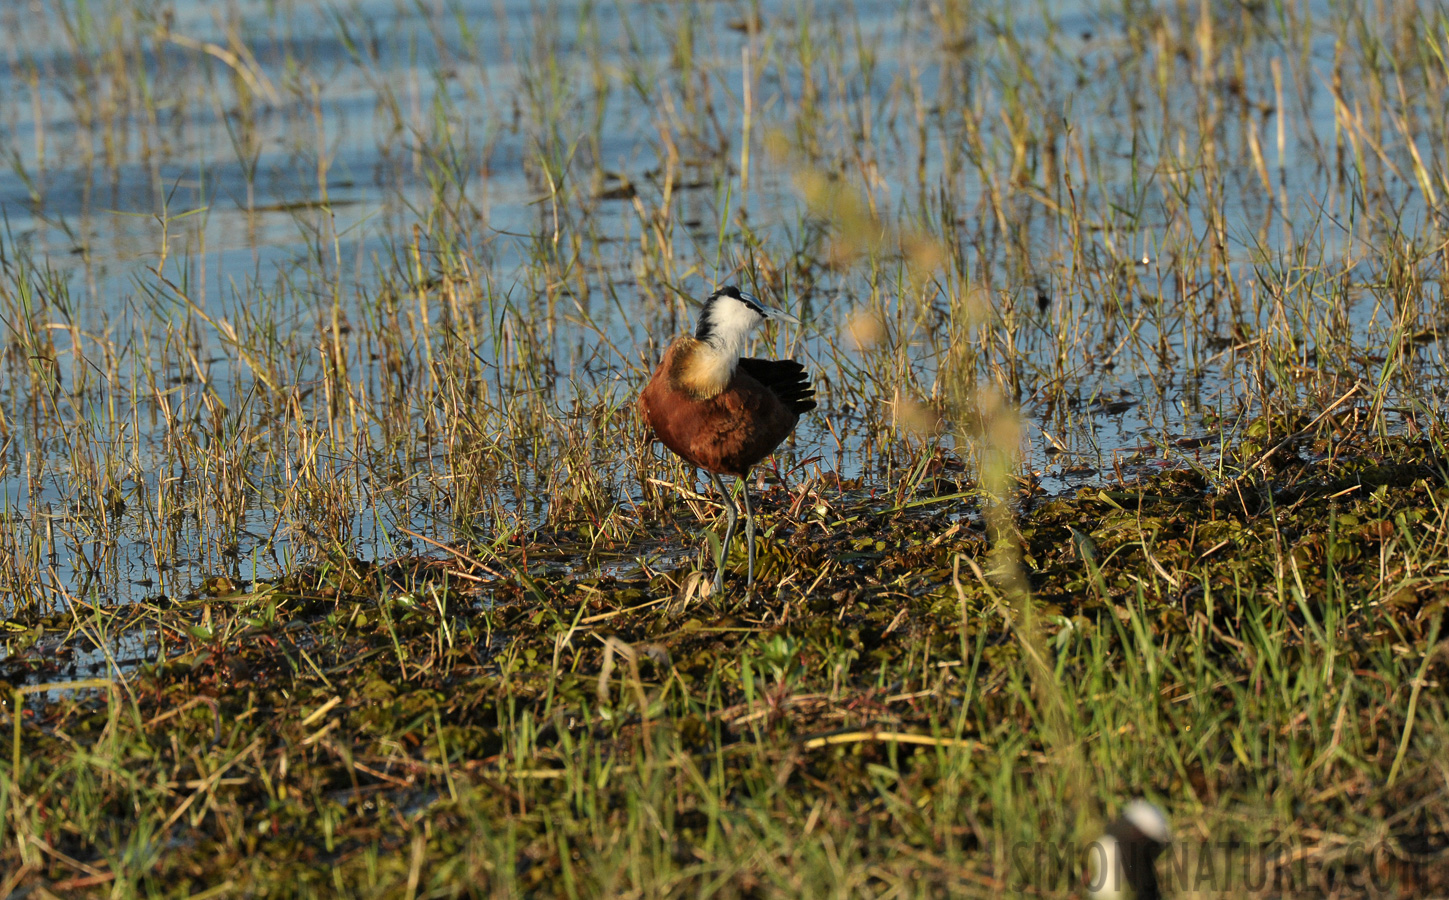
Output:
740 474 756 589
708 472 736 593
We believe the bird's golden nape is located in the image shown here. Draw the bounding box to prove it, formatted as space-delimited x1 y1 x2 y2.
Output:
637 285 814 594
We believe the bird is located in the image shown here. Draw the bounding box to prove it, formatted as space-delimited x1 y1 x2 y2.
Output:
638 285 815 593
1088 800 1172 900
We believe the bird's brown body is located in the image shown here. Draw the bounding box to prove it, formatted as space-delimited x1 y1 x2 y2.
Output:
638 337 811 478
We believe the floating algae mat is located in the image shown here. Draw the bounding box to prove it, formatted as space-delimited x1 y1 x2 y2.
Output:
3 427 1447 894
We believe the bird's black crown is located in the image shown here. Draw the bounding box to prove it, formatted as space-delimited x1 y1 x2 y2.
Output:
709 285 764 315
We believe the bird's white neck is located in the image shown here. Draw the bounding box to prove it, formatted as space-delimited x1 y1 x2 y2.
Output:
680 293 763 396
700 326 749 368
696 295 761 362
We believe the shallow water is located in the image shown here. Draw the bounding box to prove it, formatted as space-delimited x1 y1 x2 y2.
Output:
1 0 1445 615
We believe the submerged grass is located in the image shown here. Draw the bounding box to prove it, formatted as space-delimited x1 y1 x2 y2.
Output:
4 0 1449 607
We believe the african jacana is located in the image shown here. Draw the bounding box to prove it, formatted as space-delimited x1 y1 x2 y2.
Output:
1089 800 1171 900
638 285 815 593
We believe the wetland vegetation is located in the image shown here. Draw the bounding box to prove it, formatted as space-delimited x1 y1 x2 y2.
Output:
2 0 1449 895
